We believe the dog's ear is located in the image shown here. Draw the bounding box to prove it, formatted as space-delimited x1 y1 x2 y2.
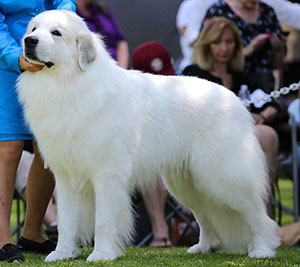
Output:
76 33 96 70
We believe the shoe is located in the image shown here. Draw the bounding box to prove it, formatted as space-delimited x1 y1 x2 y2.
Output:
149 237 172 248
45 225 58 236
45 225 58 242
17 237 56 254
0 243 25 262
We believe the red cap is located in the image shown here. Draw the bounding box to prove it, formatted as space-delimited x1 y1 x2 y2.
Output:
132 41 175 75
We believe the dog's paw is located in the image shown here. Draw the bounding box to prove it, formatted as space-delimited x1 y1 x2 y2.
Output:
248 248 276 258
187 243 211 254
86 250 123 262
45 249 79 262
187 242 220 254
187 244 202 254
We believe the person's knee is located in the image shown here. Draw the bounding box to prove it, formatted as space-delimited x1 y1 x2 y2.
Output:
257 125 279 154
0 140 24 161
265 127 279 153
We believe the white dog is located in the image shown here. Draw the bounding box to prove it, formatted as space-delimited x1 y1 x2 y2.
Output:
17 10 280 262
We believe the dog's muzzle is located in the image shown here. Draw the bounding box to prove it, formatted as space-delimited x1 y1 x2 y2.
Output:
24 36 54 68
24 36 38 60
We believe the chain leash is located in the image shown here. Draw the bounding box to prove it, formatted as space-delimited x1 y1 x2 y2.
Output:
242 81 300 108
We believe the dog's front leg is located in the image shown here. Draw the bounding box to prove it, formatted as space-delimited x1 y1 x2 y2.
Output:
87 176 133 262
45 177 80 262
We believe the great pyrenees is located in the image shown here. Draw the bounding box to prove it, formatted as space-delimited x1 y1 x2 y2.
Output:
17 10 280 262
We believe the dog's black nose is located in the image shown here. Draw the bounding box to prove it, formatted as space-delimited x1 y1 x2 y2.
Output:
24 36 39 47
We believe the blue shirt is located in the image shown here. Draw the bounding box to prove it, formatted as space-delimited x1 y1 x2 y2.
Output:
0 0 76 140
0 0 76 72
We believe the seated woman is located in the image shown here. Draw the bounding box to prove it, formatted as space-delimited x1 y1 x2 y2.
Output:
182 17 280 218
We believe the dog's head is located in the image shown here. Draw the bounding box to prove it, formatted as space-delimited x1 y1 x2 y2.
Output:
23 10 96 70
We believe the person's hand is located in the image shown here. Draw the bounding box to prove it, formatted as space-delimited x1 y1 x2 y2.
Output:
269 34 284 51
19 53 44 72
252 113 265 125
243 34 269 57
269 34 285 69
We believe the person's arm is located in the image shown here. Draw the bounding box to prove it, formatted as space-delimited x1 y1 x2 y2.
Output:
269 35 285 69
243 34 269 57
106 6 129 68
253 106 278 125
52 0 77 12
267 6 286 69
260 106 278 124
116 41 129 69
0 12 23 72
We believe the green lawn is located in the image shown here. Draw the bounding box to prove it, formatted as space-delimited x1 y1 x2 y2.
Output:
276 178 295 225
0 247 299 266
5 178 299 266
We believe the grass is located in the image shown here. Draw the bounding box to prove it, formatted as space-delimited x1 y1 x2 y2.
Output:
276 177 294 225
4 177 299 266
0 247 300 266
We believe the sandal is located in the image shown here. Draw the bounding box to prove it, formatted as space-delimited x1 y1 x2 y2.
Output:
0 243 25 262
149 237 172 248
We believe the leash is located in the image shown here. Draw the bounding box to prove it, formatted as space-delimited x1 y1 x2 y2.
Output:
241 81 300 108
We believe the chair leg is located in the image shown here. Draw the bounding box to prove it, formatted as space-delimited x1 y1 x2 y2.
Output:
11 191 26 239
290 114 299 222
136 198 200 247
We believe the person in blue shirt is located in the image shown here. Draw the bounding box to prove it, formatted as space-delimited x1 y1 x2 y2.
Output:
0 0 76 262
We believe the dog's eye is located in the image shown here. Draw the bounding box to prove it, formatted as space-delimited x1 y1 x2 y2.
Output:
32 27 36 32
51 30 62 37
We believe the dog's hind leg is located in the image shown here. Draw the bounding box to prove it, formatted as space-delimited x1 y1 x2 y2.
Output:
187 209 222 254
163 174 221 254
239 202 280 258
45 177 81 262
86 175 133 262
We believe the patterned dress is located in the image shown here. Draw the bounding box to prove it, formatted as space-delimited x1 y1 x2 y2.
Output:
202 0 282 73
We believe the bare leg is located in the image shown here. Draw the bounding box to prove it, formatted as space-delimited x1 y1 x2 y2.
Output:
18 152 57 228
21 140 55 242
142 176 171 246
256 125 279 219
20 190 57 227
44 188 58 227
43 198 58 227
0 140 23 248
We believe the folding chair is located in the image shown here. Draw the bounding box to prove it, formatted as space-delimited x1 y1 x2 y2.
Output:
136 197 199 247
11 190 26 239
275 114 299 224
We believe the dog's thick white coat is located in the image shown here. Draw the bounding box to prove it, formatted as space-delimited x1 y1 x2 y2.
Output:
17 10 280 262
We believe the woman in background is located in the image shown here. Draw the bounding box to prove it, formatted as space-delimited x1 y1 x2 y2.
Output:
202 0 285 94
77 0 129 68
